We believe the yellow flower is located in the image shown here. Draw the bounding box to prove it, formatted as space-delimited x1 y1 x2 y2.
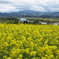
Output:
0 24 59 59
56 50 59 56
41 57 46 59
18 54 23 59
3 55 7 58
6 57 12 59
17 58 21 59
4 42 9 46
30 51 37 56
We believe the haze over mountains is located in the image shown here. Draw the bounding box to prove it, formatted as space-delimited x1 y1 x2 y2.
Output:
0 10 59 18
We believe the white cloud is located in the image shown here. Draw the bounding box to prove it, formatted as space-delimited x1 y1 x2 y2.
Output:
31 6 45 12
0 0 59 12
50 8 59 12
0 3 19 12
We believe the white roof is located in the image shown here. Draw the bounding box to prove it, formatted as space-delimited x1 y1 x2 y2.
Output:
19 18 27 22
20 18 27 21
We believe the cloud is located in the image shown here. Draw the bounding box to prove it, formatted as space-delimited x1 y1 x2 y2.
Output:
0 3 19 12
0 0 59 12
50 8 59 12
0 0 12 4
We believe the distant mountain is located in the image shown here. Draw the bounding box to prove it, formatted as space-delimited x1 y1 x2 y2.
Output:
42 12 59 16
0 10 46 17
17 10 46 15
0 13 10 17
0 10 59 18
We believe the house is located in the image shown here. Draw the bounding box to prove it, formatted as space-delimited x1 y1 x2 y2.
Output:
38 21 47 25
29 20 34 24
19 18 27 22
53 22 59 25
19 18 29 23
40 22 47 25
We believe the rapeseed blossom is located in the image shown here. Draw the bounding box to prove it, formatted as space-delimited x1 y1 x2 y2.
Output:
0 24 59 59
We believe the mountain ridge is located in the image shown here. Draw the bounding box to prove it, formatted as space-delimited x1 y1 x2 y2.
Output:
0 10 59 18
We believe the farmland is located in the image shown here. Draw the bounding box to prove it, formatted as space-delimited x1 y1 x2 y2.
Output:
0 24 59 59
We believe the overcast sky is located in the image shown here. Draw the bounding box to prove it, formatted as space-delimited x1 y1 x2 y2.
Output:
0 0 59 12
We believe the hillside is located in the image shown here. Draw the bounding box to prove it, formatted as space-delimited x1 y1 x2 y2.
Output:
0 10 59 18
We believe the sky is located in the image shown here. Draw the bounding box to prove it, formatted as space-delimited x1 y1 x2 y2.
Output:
0 0 59 12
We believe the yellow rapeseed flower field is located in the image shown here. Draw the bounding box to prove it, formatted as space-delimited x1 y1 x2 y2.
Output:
0 24 59 59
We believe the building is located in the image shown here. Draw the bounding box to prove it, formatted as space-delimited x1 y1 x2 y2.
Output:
19 18 27 22
19 18 29 23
